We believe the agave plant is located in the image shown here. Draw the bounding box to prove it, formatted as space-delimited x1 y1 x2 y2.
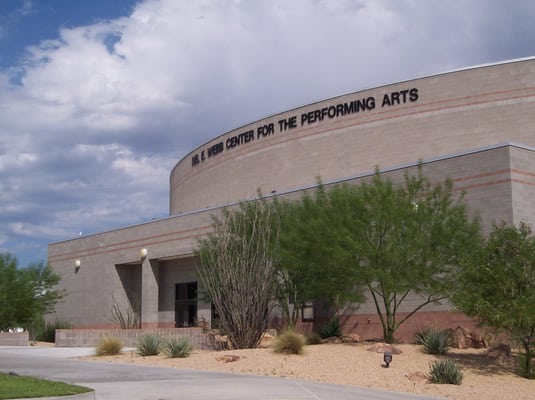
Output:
427 360 463 385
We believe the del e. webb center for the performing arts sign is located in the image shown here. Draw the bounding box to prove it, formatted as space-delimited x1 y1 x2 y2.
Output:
191 88 419 167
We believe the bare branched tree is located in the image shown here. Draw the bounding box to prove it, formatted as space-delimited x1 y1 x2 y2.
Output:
195 198 280 349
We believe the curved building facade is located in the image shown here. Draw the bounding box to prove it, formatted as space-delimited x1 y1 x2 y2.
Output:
48 58 535 341
170 58 535 215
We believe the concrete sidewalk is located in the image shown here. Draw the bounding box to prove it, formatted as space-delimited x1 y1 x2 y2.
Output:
0 346 445 400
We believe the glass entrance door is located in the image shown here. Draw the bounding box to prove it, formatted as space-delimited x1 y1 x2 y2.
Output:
175 282 197 327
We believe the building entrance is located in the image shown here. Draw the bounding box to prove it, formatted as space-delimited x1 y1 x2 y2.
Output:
175 282 197 327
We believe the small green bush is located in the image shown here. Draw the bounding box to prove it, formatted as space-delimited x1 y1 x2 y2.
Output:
416 326 450 355
136 334 161 356
304 331 322 345
273 331 305 355
96 337 123 356
319 317 342 339
427 360 463 385
34 320 73 343
164 336 193 358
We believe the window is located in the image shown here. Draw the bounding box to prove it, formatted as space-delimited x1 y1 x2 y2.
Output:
301 302 314 322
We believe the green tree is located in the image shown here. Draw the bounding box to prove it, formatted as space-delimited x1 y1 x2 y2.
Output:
276 186 365 325
279 168 481 343
452 222 535 378
195 198 280 349
0 253 63 331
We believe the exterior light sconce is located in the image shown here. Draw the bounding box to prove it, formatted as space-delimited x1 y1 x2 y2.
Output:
139 248 148 259
74 259 81 273
383 351 393 368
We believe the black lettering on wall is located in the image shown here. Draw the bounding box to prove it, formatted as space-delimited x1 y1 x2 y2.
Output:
409 88 419 102
382 88 419 107
192 87 420 167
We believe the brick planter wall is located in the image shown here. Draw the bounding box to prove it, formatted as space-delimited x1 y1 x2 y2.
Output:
0 332 29 346
55 328 205 348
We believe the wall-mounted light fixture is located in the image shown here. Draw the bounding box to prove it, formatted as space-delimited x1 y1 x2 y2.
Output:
139 248 148 259
74 259 81 273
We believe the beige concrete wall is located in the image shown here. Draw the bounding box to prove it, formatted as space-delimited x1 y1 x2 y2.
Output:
170 58 535 215
510 146 535 227
47 211 213 328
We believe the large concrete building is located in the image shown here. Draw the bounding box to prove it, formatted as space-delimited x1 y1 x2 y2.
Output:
48 58 535 339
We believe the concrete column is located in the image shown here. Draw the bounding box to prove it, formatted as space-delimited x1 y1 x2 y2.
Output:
141 258 159 328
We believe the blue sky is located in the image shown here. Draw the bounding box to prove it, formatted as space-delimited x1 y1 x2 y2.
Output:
1 0 535 268
0 1 138 69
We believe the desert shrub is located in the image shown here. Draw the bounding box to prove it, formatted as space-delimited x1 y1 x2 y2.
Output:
304 331 322 345
427 360 463 385
164 336 193 358
319 317 342 339
273 331 305 355
136 334 161 356
34 320 73 343
96 337 123 356
519 353 535 379
416 326 450 355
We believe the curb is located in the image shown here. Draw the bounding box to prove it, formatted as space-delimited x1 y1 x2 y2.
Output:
7 391 95 400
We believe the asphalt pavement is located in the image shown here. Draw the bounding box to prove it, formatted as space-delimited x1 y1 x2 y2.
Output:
0 346 445 400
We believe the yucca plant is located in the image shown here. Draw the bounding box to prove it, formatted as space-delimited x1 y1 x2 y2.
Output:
427 360 463 385
273 330 305 355
416 326 450 355
136 334 161 356
96 337 123 356
319 317 342 339
164 337 193 358
414 326 434 345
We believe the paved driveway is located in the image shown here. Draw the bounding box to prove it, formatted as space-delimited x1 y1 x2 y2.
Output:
0 346 444 400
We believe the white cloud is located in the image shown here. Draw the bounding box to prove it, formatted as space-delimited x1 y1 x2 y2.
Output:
0 152 37 172
8 222 71 239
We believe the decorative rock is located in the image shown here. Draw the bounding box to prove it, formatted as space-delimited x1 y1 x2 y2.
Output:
215 354 241 363
260 332 275 348
341 334 361 343
447 326 487 349
321 337 343 344
366 343 402 354
406 371 427 382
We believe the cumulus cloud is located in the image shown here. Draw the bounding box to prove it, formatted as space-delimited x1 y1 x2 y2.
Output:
1 0 535 265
